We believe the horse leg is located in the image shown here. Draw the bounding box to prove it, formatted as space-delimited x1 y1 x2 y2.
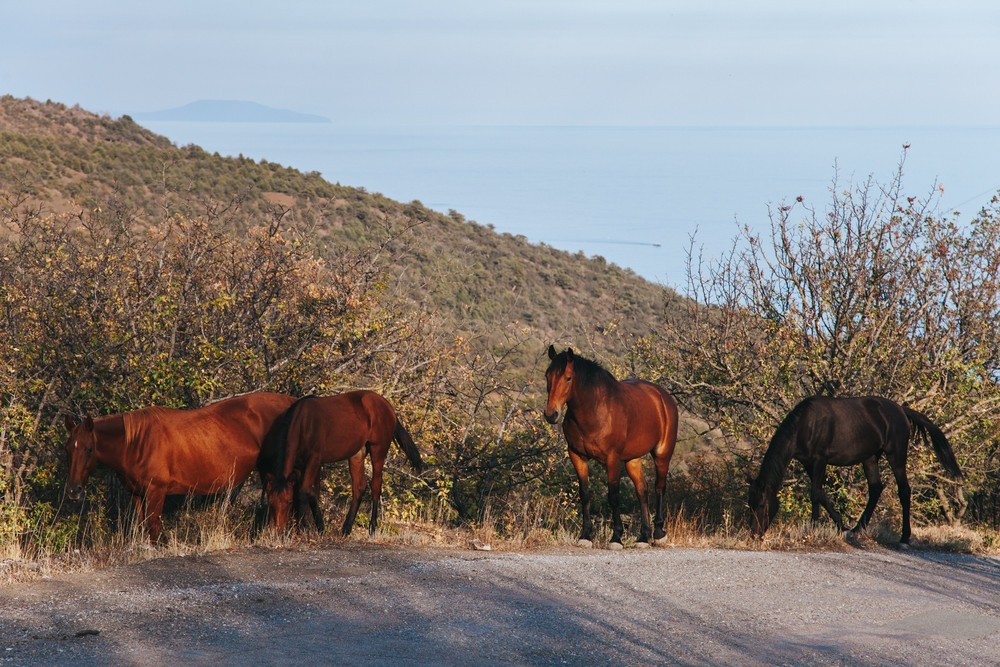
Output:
624 458 651 545
341 449 366 536
808 461 846 531
852 456 885 534
142 487 167 544
298 461 324 532
652 450 671 542
568 450 593 544
292 484 308 530
368 446 387 536
888 457 912 545
606 455 625 547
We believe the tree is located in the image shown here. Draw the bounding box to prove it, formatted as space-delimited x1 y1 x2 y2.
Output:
643 154 999 529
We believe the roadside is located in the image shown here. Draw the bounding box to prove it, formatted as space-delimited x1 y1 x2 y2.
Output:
2 541 999 666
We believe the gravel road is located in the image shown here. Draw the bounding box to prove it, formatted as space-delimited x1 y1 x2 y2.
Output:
2 543 999 666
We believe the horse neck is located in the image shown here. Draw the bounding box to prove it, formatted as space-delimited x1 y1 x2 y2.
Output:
94 415 129 466
566 376 619 424
754 415 800 493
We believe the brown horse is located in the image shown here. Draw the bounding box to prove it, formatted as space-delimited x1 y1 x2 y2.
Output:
260 390 423 535
63 391 295 542
544 346 679 547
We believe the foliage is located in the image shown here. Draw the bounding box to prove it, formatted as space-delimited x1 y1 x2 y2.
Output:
0 188 434 545
640 153 1000 530
1 96 993 561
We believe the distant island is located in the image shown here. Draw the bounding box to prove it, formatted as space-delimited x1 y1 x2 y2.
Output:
131 100 331 123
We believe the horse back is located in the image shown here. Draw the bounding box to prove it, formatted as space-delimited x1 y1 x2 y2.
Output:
288 390 396 465
123 392 294 494
796 396 909 466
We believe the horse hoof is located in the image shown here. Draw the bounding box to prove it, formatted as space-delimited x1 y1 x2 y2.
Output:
899 542 911 551
653 536 670 547
577 539 594 549
608 541 624 551
634 541 650 549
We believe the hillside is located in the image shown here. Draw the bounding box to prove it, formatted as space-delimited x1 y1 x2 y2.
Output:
0 96 682 362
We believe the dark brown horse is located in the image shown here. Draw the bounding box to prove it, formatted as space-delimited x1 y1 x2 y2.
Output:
260 390 423 535
748 396 963 545
63 391 295 542
544 346 679 548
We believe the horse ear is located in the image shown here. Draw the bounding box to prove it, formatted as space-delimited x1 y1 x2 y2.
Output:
63 415 77 431
84 416 95 430
548 345 557 360
566 348 574 361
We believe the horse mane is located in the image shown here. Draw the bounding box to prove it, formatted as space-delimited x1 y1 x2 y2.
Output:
122 407 173 447
266 396 314 493
753 399 811 492
551 351 619 393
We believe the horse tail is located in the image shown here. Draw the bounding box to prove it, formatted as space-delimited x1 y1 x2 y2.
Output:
393 419 424 473
903 406 963 479
269 396 314 492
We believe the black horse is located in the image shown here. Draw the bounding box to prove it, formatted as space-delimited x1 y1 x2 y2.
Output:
747 396 962 545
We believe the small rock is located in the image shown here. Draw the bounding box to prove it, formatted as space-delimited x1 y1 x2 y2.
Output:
608 542 624 551
577 539 594 549
470 539 492 551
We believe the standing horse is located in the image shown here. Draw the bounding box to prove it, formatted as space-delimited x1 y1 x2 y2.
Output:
63 391 295 542
260 390 423 535
544 346 679 548
747 396 963 544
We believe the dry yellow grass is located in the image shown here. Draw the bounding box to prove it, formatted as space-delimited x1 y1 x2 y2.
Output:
3 497 997 587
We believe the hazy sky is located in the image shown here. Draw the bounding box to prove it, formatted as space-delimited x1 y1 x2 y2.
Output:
5 1 999 127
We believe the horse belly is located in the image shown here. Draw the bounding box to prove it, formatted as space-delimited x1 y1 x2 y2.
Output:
158 434 259 495
300 410 372 466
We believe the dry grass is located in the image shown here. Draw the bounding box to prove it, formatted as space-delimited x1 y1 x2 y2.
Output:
3 497 997 586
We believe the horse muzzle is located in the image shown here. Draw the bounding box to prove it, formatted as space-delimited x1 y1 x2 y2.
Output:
66 484 84 502
543 405 566 425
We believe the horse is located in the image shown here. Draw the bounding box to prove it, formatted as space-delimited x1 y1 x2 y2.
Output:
747 396 963 545
544 346 679 548
259 390 423 535
63 391 295 542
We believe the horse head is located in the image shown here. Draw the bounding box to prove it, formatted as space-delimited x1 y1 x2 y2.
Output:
544 345 575 425
63 415 99 501
263 471 297 532
747 477 779 538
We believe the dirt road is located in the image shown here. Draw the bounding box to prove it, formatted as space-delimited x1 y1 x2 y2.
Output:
2 542 999 666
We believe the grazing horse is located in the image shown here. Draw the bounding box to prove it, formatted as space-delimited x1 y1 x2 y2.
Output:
747 396 963 544
63 391 295 542
260 390 423 535
544 346 679 547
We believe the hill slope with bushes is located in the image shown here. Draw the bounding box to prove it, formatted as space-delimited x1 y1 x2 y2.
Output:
0 95 681 358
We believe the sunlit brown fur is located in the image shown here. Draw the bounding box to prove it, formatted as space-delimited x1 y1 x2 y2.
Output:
545 346 679 546
260 390 423 535
63 392 295 542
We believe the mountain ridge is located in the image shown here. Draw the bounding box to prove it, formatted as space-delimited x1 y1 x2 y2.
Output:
132 99 331 123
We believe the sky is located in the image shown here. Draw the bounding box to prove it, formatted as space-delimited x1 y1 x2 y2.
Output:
4 1 1000 128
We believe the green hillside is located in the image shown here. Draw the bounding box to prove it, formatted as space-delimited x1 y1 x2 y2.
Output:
0 95 681 360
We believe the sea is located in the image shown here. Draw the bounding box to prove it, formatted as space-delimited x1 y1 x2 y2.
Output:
135 122 1000 289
